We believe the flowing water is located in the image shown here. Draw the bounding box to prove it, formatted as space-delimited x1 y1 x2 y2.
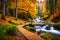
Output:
35 25 60 35
33 17 60 35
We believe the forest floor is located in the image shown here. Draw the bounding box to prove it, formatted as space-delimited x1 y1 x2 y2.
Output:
0 14 44 40
0 14 25 24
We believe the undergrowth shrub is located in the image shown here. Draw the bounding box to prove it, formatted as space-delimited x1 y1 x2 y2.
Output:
0 24 18 40
40 33 57 40
24 25 36 32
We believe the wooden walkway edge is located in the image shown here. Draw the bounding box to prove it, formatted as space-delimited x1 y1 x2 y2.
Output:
17 25 44 40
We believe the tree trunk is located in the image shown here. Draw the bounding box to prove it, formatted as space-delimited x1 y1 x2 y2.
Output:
13 9 16 17
6 0 9 15
15 0 18 20
1 0 5 20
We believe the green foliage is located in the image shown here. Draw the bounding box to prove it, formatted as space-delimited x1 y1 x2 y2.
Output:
0 24 18 40
8 5 15 10
41 33 57 40
18 12 32 20
7 24 18 35
53 23 60 27
30 27 36 32
1 15 5 20
10 21 17 25
46 0 55 14
24 25 36 32
43 17 48 20
0 25 6 40
53 23 60 30
25 26 30 31
4 36 13 40
38 12 43 17
9 21 22 25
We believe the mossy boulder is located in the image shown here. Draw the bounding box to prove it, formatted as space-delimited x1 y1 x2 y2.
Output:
40 33 57 40
24 25 36 32
53 23 60 30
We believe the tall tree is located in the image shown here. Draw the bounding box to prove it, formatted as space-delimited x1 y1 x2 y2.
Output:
0 0 2 13
46 0 55 15
1 0 5 20
15 0 18 20
5 0 9 15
